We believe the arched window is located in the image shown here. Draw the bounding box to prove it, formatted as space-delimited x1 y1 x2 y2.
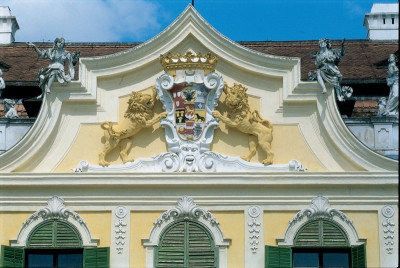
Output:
28 220 82 248
156 220 218 267
1 196 109 268
294 220 348 247
142 196 231 268
266 196 366 268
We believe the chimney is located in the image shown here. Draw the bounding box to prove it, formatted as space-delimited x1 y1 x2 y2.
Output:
0 6 19 44
363 3 399 41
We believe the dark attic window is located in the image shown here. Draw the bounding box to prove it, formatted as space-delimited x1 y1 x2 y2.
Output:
383 18 386 24
392 18 395 24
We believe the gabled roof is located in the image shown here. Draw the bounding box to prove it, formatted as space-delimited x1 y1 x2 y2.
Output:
0 40 397 83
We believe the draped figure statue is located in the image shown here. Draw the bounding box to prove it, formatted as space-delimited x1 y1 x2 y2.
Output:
28 38 80 98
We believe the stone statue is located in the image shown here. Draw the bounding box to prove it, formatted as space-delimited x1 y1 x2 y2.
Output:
212 83 274 165
0 69 5 98
98 87 167 166
383 54 398 117
310 38 350 101
27 38 80 98
3 99 19 118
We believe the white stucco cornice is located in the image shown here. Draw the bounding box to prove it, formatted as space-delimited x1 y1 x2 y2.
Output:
0 5 397 172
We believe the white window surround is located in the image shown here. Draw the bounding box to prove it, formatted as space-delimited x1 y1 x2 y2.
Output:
10 196 99 247
142 196 231 268
277 195 366 246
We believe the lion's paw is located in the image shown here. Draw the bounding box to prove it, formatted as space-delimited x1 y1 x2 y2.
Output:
99 160 110 167
262 159 273 166
212 111 221 118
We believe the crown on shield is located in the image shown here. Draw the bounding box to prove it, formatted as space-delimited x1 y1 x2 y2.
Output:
159 51 218 75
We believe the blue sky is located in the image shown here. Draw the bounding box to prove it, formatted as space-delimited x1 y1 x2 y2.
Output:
3 0 399 43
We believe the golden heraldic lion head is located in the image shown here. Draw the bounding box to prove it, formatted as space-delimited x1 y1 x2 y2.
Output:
98 87 167 166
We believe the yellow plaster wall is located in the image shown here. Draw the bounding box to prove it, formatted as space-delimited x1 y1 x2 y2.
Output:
264 211 298 246
130 211 244 268
130 212 163 268
213 211 245 268
0 212 32 246
55 87 168 171
344 211 379 267
56 88 325 171
76 211 111 247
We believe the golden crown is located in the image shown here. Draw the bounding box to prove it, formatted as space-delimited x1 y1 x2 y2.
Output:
159 51 218 74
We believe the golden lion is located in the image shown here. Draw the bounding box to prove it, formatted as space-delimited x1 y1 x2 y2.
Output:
99 87 167 166
212 83 274 165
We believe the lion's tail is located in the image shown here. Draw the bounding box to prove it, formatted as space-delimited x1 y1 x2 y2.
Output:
252 110 273 130
101 121 122 139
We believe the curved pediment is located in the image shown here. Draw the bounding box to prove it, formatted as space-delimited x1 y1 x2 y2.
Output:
0 5 396 172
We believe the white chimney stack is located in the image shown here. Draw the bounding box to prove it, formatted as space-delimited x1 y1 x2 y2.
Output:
363 3 399 40
0 6 19 44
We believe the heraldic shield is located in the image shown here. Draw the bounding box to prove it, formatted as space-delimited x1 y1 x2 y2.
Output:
172 83 208 141
74 51 307 172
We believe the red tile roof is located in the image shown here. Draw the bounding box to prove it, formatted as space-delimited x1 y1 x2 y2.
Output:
0 40 397 82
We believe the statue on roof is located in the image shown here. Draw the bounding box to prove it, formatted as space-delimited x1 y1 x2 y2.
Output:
308 38 352 101
0 69 5 98
27 38 80 99
383 54 398 117
3 98 19 118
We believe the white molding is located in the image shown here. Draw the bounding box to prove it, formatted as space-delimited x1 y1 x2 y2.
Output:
245 206 264 268
379 205 398 267
10 196 99 247
0 6 396 172
110 206 130 268
277 196 366 246
142 196 231 268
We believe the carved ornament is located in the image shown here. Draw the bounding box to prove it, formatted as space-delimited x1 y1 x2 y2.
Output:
154 196 218 226
289 195 352 225
160 51 218 75
22 196 86 228
212 83 274 165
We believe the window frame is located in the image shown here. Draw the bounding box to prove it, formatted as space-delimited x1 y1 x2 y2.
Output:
292 247 351 268
25 248 84 268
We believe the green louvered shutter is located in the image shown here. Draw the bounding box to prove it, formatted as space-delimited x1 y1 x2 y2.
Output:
294 220 348 247
321 221 348 246
83 247 110 268
294 220 320 246
351 244 366 268
156 221 186 267
156 221 217 268
55 221 82 247
28 221 54 247
265 245 292 268
188 221 217 268
0 245 24 268
27 220 82 248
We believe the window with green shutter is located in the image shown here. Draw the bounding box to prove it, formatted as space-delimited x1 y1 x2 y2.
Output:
0 245 24 268
156 220 218 268
265 245 292 268
27 220 82 248
294 220 349 247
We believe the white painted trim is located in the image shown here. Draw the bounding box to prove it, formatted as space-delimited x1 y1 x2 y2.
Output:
10 196 99 247
277 196 366 246
142 196 231 268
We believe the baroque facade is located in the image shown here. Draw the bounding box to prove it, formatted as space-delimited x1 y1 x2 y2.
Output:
0 5 398 268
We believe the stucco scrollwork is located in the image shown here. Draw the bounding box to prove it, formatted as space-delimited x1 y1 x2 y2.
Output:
22 196 85 228
248 206 261 253
277 195 365 247
154 196 218 226
382 205 395 254
289 195 352 224
11 196 98 247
